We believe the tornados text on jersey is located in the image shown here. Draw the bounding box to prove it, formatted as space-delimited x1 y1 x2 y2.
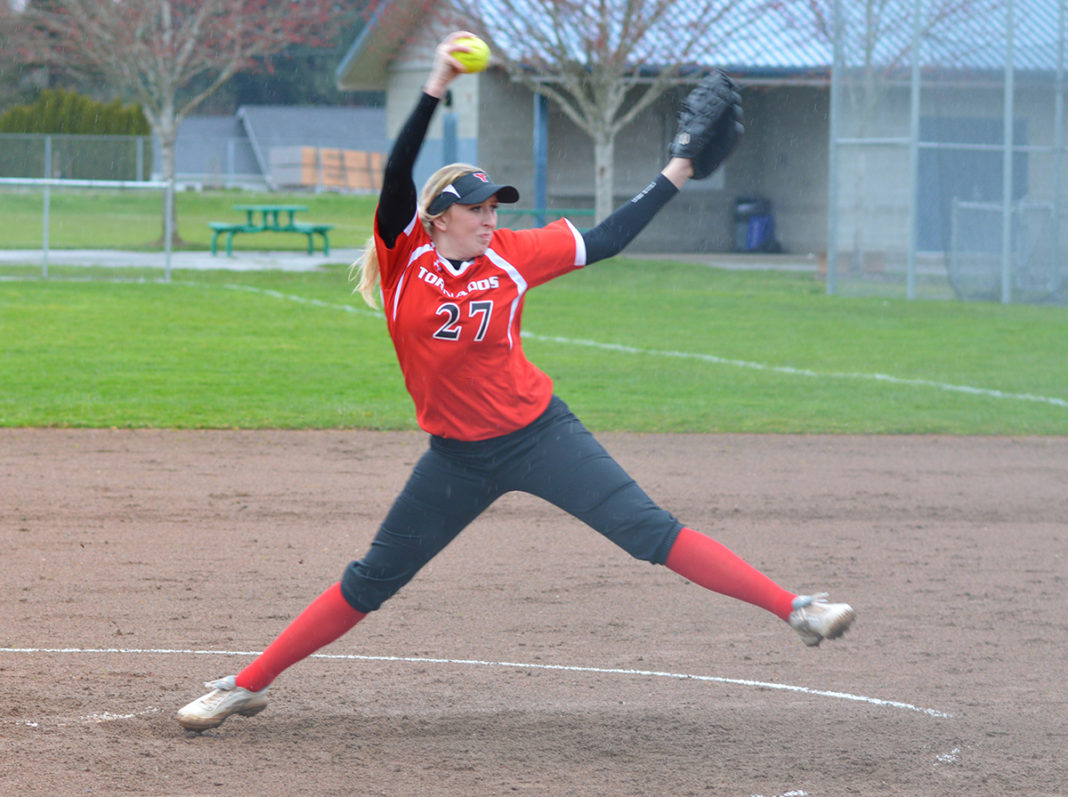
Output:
373 212 587 440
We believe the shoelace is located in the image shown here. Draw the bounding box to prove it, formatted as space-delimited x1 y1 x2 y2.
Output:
791 592 829 611
204 675 237 691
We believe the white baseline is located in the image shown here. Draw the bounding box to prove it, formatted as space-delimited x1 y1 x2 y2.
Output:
0 646 951 719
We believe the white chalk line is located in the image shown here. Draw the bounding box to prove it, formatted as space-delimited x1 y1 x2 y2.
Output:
0 646 952 720
523 332 1068 409
214 282 1068 410
13 707 160 729
214 281 382 320
935 746 962 765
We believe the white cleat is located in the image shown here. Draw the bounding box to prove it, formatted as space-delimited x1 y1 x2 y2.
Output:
789 593 856 647
177 675 268 731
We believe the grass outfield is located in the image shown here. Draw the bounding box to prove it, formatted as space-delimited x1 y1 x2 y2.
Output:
2 260 1066 433
0 187 378 251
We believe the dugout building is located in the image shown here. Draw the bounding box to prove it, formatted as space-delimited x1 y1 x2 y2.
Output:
335 0 1067 300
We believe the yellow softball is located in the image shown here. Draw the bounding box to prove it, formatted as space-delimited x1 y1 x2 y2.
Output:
454 36 491 74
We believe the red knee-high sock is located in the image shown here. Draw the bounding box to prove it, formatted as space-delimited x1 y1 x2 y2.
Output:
235 582 365 692
665 527 796 621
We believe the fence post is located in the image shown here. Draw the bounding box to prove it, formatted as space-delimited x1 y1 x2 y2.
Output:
227 138 236 188
42 136 52 279
1053 0 1066 295
825 0 843 296
164 178 174 283
949 198 959 293
1000 0 1016 304
534 93 548 228
905 0 922 301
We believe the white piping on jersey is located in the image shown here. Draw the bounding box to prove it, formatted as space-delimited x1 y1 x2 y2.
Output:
391 241 435 322
484 247 528 349
385 211 422 323
563 217 588 266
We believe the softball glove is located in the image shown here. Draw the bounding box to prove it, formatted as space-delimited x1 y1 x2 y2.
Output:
669 70 744 180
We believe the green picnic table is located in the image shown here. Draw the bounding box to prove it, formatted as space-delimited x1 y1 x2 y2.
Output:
209 204 334 256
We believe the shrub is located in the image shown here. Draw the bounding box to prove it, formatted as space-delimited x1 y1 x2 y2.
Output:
0 88 151 179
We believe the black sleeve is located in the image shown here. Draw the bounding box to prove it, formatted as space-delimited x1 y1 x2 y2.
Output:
581 174 680 265
376 92 440 248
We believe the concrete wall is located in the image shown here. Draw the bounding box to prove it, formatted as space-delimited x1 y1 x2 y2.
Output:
381 51 1062 258
380 44 829 253
829 81 1063 259
474 71 535 200
474 75 743 253
735 86 830 256
385 63 482 192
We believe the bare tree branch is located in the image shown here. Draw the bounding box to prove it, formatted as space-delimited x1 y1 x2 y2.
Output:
6 0 340 242
409 0 761 219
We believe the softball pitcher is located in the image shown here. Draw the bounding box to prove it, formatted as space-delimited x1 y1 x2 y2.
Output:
178 31 855 732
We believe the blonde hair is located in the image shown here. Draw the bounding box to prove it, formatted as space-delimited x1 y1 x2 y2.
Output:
350 163 483 309
350 238 381 309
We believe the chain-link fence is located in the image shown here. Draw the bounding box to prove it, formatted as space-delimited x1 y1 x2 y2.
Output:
0 133 153 181
173 133 264 189
0 132 265 188
826 0 1066 304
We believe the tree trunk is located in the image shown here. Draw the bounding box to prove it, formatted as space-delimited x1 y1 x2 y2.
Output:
593 132 615 223
155 114 182 248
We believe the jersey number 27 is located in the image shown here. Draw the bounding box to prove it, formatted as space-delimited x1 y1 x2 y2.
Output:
433 301 493 342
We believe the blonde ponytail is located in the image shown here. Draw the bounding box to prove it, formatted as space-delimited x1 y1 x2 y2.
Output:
350 237 381 309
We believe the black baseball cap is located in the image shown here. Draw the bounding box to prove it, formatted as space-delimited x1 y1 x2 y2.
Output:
427 171 519 215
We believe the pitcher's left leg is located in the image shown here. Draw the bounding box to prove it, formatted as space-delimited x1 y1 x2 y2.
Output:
507 401 854 645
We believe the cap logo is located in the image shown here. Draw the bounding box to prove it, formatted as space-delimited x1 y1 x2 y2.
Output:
442 185 461 198
472 172 489 183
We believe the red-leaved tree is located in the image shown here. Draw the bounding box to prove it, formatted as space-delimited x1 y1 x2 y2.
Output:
8 0 342 243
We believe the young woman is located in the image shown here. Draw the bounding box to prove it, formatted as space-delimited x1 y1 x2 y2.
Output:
178 31 855 732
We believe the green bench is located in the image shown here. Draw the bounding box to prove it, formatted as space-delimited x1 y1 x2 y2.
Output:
209 204 334 256
292 222 334 255
209 221 257 256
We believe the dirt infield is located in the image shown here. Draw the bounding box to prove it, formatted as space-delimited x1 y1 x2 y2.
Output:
2 430 1065 796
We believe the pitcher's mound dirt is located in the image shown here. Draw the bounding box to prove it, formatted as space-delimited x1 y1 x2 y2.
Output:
2 430 1065 796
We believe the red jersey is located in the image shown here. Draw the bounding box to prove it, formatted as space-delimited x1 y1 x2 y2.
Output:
374 212 586 440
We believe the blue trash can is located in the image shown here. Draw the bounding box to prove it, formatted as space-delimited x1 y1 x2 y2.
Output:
734 196 779 253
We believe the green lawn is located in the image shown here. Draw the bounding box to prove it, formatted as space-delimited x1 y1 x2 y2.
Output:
2 260 1065 433
0 186 378 251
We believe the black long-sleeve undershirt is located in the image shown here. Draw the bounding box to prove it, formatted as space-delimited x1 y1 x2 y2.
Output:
377 92 680 263
376 93 439 248
581 175 678 264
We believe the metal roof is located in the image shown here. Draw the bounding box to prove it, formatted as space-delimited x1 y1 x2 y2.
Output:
172 106 387 184
235 106 388 152
337 0 1066 90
